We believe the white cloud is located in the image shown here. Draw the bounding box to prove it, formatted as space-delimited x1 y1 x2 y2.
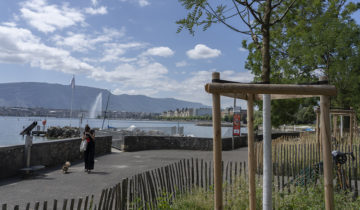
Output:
2 22 17 27
144 47 174 57
238 47 247 52
107 69 254 106
172 70 254 106
85 6 107 15
187 44 221 59
120 0 150 7
0 25 96 74
101 42 145 62
176 61 188 67
53 27 125 53
91 0 98 6
20 0 85 33
138 0 150 7
90 62 168 89
112 88 158 96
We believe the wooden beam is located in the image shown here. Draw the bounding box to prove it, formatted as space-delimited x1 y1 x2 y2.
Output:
205 83 337 96
329 109 355 114
221 93 315 100
211 72 223 210
320 95 334 210
268 94 317 100
315 109 355 115
247 94 256 210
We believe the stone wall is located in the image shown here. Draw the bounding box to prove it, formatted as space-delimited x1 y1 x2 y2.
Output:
123 136 245 151
122 132 299 152
0 136 112 179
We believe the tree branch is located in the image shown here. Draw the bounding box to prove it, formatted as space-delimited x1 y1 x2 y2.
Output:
235 0 264 24
204 3 251 34
271 0 285 9
270 0 297 26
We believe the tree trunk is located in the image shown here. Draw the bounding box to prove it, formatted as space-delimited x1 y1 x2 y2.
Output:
261 0 271 84
262 1 272 210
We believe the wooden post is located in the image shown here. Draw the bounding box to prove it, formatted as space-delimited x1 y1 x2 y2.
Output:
316 110 320 143
320 94 334 210
350 113 353 151
340 115 343 139
316 110 321 157
332 115 337 140
212 72 223 210
247 94 256 210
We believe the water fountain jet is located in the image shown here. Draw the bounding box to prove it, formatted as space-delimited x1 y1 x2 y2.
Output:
89 93 102 118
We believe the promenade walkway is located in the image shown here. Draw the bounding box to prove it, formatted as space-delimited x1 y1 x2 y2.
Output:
0 147 248 208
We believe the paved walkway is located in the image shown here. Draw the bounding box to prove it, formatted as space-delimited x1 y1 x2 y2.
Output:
0 148 248 208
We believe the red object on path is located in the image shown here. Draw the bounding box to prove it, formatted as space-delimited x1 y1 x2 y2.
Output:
42 120 47 126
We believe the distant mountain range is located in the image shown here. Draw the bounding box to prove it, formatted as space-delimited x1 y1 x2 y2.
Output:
0 82 207 113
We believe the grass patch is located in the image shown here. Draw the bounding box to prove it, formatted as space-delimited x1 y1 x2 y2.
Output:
155 177 360 209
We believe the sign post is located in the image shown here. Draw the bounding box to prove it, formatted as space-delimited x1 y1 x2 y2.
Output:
233 107 241 136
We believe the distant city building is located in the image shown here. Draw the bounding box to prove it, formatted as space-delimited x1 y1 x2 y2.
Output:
161 107 211 117
195 108 212 116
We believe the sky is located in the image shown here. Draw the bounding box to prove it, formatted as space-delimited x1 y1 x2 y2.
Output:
0 0 359 109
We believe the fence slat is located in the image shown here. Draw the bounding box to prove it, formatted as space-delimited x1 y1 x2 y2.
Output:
187 159 191 193
115 183 121 210
110 186 116 210
69 198 75 210
209 161 212 191
287 145 290 193
62 199 67 210
201 159 204 189
281 144 284 191
26 203 30 210
191 158 195 190
34 202 40 210
76 198 82 210
355 145 359 198
146 171 156 208
90 195 94 210
83 196 88 210
303 144 307 188
98 189 105 210
121 178 128 210
277 144 280 192
196 158 199 187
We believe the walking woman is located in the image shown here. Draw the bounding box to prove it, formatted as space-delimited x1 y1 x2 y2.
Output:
82 124 95 173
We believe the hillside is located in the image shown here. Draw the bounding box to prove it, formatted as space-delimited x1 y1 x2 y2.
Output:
0 82 207 113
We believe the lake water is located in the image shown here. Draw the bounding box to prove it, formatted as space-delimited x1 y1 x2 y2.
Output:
0 116 247 147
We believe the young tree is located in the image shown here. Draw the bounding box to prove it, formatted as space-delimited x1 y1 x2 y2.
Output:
244 0 360 122
177 1 296 209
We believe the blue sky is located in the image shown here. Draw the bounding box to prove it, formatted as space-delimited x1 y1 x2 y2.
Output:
0 0 358 109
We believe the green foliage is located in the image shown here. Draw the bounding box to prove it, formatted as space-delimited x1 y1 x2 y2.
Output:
158 115 212 121
176 0 232 35
254 110 263 130
222 114 233 122
244 0 360 124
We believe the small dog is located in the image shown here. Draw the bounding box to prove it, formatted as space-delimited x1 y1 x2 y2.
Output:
62 161 71 174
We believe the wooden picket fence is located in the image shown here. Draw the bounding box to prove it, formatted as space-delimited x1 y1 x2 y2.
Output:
1 159 248 210
3 149 359 210
255 143 360 194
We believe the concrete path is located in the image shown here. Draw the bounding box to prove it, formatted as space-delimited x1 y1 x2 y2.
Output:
0 148 248 208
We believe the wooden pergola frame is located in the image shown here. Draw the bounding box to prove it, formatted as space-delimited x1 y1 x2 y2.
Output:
205 72 337 210
315 108 357 151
